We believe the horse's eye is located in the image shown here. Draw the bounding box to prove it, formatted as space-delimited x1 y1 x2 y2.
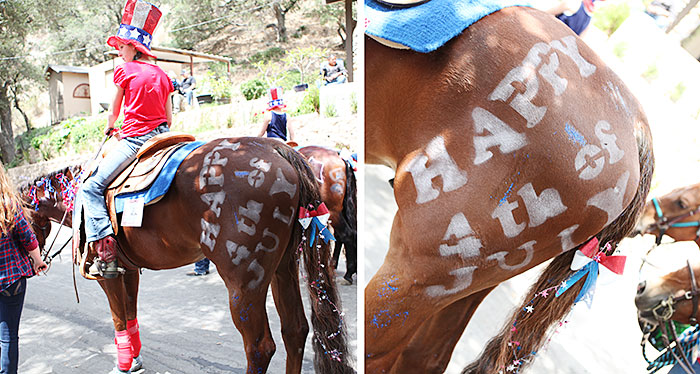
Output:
677 200 688 210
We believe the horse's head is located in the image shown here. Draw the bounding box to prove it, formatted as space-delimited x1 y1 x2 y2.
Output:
26 208 51 251
636 261 700 326
633 184 700 244
17 165 81 250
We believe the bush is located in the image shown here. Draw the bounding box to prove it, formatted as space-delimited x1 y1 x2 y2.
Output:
240 79 267 100
669 82 686 103
28 116 107 160
200 71 233 101
249 47 286 64
592 2 631 36
293 85 320 115
642 63 659 82
323 103 337 118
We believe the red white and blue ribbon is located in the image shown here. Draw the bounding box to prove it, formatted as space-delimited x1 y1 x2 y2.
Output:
298 203 335 244
555 237 626 307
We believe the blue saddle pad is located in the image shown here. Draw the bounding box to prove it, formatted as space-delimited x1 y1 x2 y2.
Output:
365 0 532 53
115 141 205 213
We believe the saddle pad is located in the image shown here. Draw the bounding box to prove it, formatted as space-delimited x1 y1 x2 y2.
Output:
114 140 205 213
365 0 532 53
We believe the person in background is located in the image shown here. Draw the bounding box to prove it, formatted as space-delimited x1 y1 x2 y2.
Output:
180 69 197 107
541 0 601 36
187 258 210 276
257 87 296 142
320 54 348 85
168 70 184 114
0 164 47 374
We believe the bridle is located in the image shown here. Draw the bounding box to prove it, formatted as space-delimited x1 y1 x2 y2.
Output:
641 260 700 373
649 197 700 245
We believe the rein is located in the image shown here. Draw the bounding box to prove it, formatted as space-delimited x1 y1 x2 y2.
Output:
651 198 700 245
641 260 700 373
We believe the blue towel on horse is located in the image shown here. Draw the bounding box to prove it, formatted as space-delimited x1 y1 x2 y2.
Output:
115 141 205 213
365 0 532 53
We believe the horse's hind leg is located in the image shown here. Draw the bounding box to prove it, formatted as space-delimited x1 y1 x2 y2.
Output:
217 269 276 373
392 287 495 374
270 243 309 374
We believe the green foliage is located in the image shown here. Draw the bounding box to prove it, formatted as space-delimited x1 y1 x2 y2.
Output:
642 63 659 82
199 71 233 101
282 46 327 84
613 42 628 59
669 82 686 103
293 85 320 115
253 60 289 87
241 79 267 100
278 70 302 91
168 0 269 50
323 103 337 118
350 92 357 115
249 47 286 64
592 2 631 36
29 116 106 160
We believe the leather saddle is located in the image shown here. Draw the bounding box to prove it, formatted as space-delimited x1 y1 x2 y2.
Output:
105 132 195 235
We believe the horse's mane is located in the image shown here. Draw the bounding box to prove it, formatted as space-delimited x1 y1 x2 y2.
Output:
16 164 83 193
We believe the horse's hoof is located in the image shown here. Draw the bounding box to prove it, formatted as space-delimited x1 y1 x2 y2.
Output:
131 354 143 372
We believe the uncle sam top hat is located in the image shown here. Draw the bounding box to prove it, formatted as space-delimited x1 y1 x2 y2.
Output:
267 87 286 111
107 0 162 59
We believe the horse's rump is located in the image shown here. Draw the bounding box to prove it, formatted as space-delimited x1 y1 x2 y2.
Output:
365 6 654 373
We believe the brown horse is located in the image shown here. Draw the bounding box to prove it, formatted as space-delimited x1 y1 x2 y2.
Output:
636 260 700 373
365 6 654 374
634 183 700 246
21 138 353 374
298 146 357 284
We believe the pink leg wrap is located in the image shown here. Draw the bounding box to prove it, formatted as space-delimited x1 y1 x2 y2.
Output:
115 329 132 371
127 318 141 357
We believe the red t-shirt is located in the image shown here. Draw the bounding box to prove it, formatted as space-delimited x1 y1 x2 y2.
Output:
113 61 174 137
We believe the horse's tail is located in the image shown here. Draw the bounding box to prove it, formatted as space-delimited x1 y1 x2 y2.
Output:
273 144 354 374
462 122 654 374
336 159 357 248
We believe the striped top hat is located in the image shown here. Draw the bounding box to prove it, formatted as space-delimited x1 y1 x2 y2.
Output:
107 0 162 59
267 87 286 111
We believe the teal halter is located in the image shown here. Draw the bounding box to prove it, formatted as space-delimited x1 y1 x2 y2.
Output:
650 197 700 245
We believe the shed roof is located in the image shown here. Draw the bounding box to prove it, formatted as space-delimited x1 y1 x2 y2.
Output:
105 45 231 65
44 65 90 75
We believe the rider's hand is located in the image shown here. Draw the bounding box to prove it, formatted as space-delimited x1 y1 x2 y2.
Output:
32 258 48 274
104 126 114 136
28 250 47 274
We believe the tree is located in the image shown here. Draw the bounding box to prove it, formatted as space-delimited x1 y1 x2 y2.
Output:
283 46 327 85
270 0 301 43
253 60 289 88
307 0 354 47
168 0 269 50
0 0 44 164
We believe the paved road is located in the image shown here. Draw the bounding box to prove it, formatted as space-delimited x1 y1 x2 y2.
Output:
18 225 357 374
365 164 693 374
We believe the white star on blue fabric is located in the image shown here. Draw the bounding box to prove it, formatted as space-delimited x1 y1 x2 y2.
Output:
118 27 129 37
142 34 151 46
127 28 140 40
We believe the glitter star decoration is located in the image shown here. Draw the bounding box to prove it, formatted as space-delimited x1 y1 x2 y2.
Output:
524 305 534 313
